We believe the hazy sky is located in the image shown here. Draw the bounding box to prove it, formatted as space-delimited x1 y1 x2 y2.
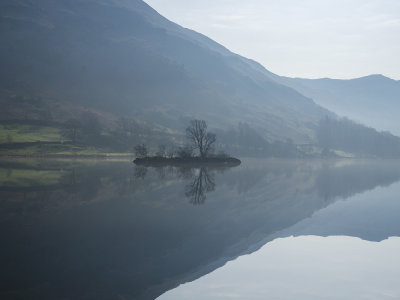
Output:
144 0 400 80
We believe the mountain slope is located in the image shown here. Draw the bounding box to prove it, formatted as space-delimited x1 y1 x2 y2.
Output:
0 0 330 143
278 74 400 136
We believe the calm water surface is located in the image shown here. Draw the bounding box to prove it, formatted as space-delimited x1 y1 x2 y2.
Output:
1 158 400 299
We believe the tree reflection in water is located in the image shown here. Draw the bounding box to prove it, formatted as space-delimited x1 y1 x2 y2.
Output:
133 165 217 205
185 168 215 205
134 166 147 179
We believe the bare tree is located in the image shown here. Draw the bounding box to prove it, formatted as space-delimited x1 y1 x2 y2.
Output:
134 143 148 157
167 146 176 158
156 144 166 157
176 144 194 158
134 166 147 179
186 120 216 158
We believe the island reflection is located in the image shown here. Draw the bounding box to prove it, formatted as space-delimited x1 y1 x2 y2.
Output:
134 165 232 205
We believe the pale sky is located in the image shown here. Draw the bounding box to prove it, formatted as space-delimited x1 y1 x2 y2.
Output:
144 0 400 80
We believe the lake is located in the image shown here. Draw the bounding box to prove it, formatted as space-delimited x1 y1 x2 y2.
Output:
1 158 400 300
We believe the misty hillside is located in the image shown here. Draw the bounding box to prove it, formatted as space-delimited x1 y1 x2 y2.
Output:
0 0 331 143
278 74 400 136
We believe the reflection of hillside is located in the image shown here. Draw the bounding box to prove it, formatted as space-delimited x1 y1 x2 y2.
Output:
316 160 400 201
2 159 400 300
0 160 136 217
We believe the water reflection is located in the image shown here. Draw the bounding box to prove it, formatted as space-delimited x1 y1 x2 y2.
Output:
159 177 400 299
134 165 148 179
185 168 215 205
134 165 222 205
159 236 400 300
1 159 400 299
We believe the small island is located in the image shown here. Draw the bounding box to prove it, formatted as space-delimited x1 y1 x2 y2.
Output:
134 156 241 167
133 120 241 167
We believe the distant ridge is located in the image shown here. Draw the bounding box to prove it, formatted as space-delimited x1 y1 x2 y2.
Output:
277 74 400 136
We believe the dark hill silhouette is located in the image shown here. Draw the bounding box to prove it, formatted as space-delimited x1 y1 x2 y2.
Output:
0 0 330 142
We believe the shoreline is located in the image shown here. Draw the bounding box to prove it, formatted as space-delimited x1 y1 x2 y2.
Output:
0 153 134 159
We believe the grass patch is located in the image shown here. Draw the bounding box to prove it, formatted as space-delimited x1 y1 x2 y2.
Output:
0 124 65 144
0 123 136 157
0 168 63 188
0 143 134 157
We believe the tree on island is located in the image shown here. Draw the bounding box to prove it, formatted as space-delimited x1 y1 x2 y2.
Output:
132 120 242 165
176 145 194 158
186 120 216 158
156 144 166 157
134 143 148 158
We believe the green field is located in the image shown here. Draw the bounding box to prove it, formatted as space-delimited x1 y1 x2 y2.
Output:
0 143 134 157
0 124 65 144
0 123 136 156
0 168 64 188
